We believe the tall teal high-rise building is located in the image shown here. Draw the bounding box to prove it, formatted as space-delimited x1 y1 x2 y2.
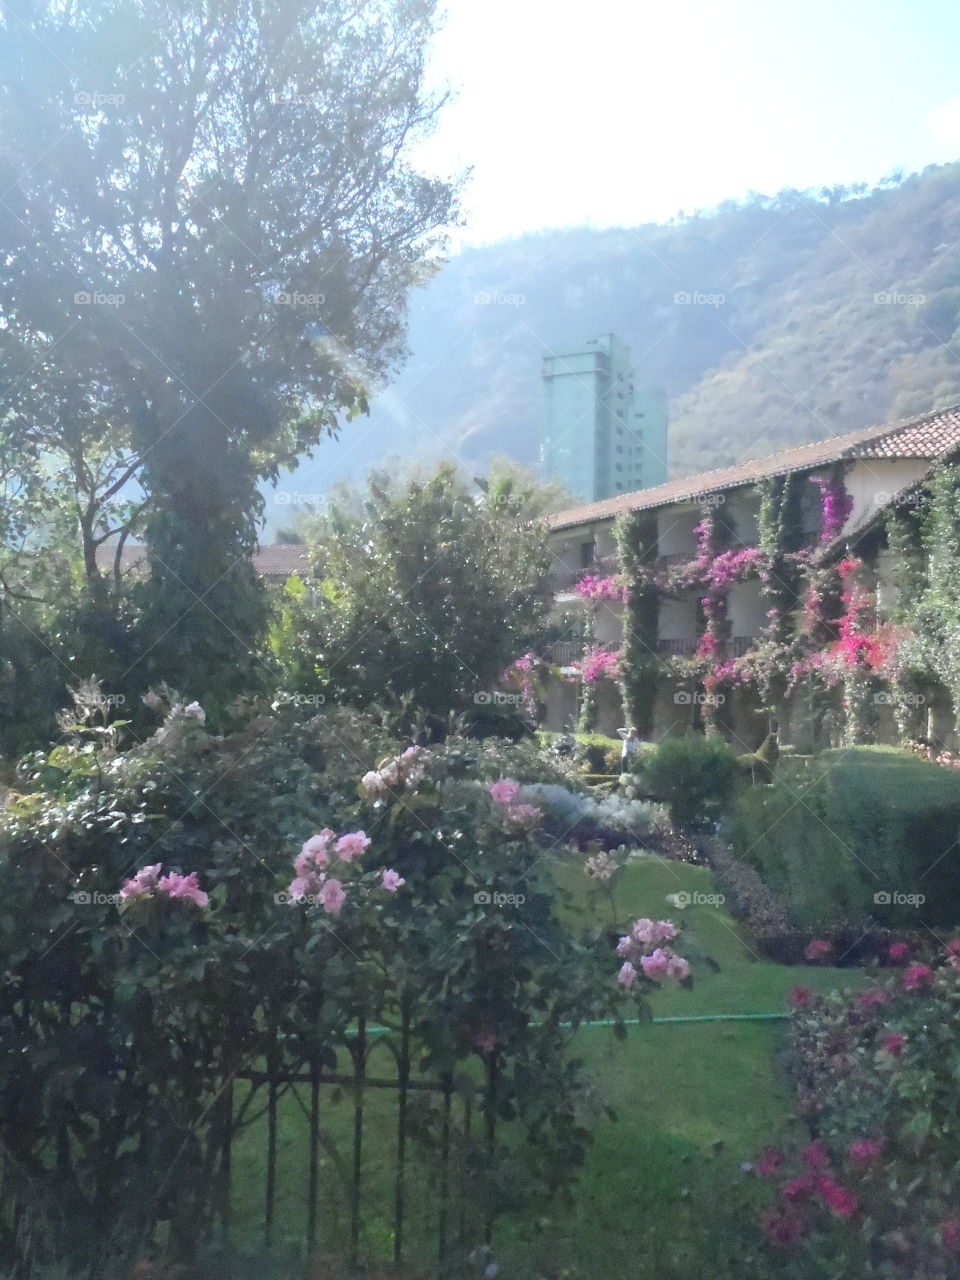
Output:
541 333 668 501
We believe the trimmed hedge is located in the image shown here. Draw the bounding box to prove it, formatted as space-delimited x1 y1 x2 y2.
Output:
728 747 960 929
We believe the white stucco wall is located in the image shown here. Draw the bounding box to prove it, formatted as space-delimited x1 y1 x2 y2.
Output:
844 458 930 532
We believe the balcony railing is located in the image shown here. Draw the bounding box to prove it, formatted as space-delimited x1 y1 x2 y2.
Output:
544 640 584 666
656 635 755 658
547 556 618 595
656 637 698 656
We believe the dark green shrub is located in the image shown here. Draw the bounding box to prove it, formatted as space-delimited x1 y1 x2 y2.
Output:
640 734 738 830
728 747 960 929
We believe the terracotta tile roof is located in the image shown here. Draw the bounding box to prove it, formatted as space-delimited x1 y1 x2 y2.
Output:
94 542 311 578
549 403 960 531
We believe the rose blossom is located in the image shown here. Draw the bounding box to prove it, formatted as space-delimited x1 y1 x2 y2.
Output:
881 1032 906 1056
488 779 522 806
888 942 910 963
381 868 405 892
618 961 638 988
320 878 346 914
156 870 209 908
816 1176 858 1218
120 863 163 900
903 962 934 990
335 831 371 862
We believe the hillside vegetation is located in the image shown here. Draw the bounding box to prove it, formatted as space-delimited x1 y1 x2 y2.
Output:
276 162 960 505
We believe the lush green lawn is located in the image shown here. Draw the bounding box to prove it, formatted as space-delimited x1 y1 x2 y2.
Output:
229 855 867 1278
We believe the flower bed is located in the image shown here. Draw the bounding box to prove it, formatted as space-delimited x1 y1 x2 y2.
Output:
753 943 960 1277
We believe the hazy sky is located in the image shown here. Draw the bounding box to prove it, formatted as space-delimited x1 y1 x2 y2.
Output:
413 0 960 243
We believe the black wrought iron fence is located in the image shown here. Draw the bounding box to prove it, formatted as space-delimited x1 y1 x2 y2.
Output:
221 1024 498 1275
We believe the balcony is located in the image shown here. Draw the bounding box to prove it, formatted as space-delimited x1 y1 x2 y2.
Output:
544 640 584 666
656 637 698 656
547 556 618 595
656 635 755 659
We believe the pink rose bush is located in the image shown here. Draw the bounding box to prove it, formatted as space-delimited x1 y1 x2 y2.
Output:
615 917 690 987
755 940 960 1271
285 827 390 913
487 778 543 832
120 864 209 908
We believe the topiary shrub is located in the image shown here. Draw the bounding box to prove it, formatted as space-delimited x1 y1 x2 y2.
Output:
639 734 738 830
728 747 960 930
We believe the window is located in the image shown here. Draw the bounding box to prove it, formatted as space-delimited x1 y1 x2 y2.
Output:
580 540 596 568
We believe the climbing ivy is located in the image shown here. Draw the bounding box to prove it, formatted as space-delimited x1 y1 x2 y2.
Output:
614 511 660 737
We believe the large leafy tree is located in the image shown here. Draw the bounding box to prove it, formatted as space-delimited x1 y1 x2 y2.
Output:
273 463 553 730
0 0 458 705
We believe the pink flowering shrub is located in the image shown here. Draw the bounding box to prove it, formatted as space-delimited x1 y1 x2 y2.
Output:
810 471 854 543
0 702 645 1269
754 943 960 1275
573 573 628 602
575 645 621 683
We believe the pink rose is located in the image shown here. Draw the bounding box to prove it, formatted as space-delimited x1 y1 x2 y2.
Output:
334 831 371 862
156 870 209 909
640 949 670 980
903 962 934 990
881 1032 906 1056
288 875 318 901
617 961 638 988
888 942 910 963
381 868 405 892
120 863 163 900
488 779 521 806
816 1176 858 1218
320 878 346 915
